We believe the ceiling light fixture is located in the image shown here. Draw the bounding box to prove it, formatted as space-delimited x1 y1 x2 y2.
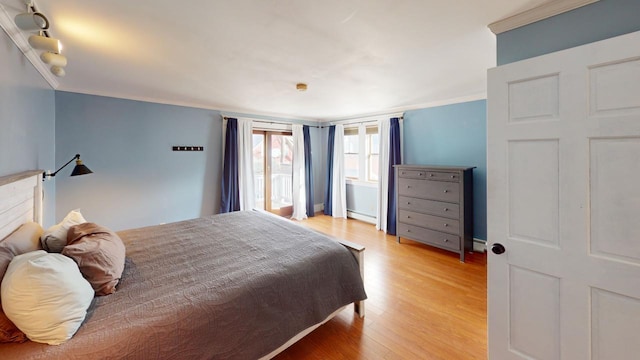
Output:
40 52 67 67
296 83 308 92
14 1 68 78
14 12 49 31
28 34 62 53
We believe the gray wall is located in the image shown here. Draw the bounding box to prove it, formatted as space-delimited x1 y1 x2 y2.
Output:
497 0 640 65
0 29 56 227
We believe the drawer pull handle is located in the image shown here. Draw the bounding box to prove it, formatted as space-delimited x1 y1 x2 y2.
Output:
444 223 449 227
407 186 411 189
429 174 434 177
407 229 411 233
443 190 449 193
444 208 449 211
418 172 423 176
444 239 449 243
407 215 411 219
407 202 411 205
450 175 455 179
401 171 406 175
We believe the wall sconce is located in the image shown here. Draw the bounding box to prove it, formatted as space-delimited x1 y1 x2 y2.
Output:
43 154 93 180
14 3 67 78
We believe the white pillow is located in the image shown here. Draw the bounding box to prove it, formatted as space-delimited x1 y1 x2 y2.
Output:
41 209 87 253
1 250 94 345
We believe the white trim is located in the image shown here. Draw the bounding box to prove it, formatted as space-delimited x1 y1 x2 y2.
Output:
313 203 323 214
325 93 486 122
488 0 599 34
331 112 404 125
57 87 485 123
473 238 487 253
0 3 59 89
345 179 377 189
346 211 376 225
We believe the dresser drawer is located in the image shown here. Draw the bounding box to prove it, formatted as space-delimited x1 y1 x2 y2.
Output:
398 209 460 235
398 178 460 202
425 171 460 182
398 196 459 219
398 169 427 179
397 223 460 251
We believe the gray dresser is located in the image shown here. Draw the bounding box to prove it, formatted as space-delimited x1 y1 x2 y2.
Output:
395 165 474 262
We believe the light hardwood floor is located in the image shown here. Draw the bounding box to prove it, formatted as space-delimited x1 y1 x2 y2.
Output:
274 214 487 360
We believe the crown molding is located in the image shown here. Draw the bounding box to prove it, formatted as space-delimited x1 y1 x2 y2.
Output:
488 0 599 35
0 3 59 89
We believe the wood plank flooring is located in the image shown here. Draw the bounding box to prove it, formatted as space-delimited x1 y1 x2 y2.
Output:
274 214 487 360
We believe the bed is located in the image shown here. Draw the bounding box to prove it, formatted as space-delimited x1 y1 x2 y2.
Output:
0 170 367 359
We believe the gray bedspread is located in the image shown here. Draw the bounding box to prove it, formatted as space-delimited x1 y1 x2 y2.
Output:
0 211 367 359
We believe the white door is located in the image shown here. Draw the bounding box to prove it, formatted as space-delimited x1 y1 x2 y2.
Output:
487 31 640 359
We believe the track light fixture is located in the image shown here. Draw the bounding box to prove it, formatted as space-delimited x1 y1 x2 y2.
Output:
50 66 66 77
40 52 67 67
14 12 49 31
28 34 61 53
14 1 68 77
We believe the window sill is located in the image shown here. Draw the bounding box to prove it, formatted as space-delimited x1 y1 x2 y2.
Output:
345 179 378 188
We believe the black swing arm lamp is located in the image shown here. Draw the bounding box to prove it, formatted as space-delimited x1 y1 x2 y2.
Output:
43 154 93 180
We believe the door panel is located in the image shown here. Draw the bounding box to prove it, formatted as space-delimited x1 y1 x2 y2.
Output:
488 31 640 359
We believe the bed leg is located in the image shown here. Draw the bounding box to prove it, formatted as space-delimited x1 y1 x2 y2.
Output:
354 300 365 318
337 239 366 318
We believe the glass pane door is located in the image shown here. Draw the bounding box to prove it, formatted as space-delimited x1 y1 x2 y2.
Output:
252 131 293 216
253 133 265 210
269 134 293 216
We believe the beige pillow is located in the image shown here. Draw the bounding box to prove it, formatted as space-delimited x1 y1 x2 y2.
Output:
1 251 94 345
64 223 126 296
0 222 43 255
0 222 43 343
0 247 27 343
41 210 87 253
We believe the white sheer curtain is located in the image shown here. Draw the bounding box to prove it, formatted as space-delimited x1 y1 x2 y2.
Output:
331 124 347 218
291 124 307 220
238 118 255 210
376 119 391 232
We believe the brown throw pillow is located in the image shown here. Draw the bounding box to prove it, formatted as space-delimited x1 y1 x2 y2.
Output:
0 222 43 255
0 248 27 343
63 223 126 296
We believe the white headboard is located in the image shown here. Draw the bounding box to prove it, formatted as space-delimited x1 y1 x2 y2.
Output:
0 170 43 240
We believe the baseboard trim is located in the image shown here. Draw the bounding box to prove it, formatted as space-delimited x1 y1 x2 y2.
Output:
473 238 487 253
346 211 376 225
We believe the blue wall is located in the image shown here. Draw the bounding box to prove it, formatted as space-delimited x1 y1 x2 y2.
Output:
497 0 640 65
55 92 222 231
0 29 56 227
54 92 325 230
403 100 487 240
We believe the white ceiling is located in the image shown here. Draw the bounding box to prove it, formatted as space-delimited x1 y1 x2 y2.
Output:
2 0 549 121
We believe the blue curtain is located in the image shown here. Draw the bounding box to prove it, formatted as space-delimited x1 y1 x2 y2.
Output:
303 125 315 217
386 118 401 235
220 118 240 213
323 125 335 216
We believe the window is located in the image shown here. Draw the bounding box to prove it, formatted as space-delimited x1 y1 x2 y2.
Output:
344 128 359 179
344 125 378 183
367 131 379 182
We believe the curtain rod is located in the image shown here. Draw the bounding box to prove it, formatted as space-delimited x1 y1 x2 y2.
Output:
222 115 403 128
330 116 404 127
223 116 325 128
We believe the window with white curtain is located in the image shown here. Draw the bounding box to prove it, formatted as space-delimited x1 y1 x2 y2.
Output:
344 125 378 183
